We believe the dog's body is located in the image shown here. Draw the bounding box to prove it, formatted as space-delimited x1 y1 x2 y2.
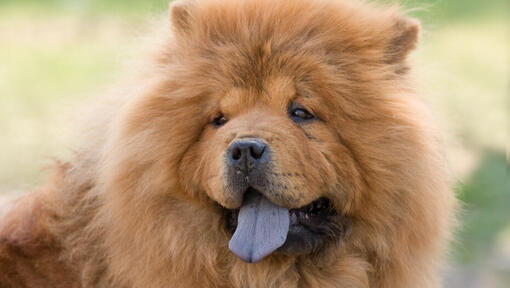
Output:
0 0 456 287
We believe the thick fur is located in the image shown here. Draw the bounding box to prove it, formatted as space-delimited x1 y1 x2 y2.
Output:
0 0 456 287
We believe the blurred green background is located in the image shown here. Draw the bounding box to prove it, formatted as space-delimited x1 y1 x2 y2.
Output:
0 0 508 286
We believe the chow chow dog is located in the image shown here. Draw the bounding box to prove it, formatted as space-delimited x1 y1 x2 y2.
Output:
0 0 456 287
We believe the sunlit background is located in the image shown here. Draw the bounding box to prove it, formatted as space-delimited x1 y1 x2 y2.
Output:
0 0 508 286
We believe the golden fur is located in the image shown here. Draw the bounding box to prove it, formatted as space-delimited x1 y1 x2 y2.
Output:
0 0 456 287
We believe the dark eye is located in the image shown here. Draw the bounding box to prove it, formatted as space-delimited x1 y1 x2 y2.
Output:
212 114 228 127
289 103 315 122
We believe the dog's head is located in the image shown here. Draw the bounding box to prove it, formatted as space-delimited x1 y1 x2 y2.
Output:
104 0 451 267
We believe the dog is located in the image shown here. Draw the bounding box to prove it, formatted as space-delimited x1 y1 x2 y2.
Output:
0 0 456 287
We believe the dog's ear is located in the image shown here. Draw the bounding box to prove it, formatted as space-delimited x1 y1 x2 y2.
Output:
169 0 194 35
386 17 420 64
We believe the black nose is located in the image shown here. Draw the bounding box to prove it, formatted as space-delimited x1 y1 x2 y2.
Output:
227 139 268 172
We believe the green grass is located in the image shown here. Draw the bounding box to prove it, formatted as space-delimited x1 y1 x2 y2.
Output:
0 14 136 190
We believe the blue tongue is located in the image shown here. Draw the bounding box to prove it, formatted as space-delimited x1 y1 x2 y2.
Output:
228 191 290 263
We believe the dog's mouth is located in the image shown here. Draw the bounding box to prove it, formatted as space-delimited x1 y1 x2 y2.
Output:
224 188 349 263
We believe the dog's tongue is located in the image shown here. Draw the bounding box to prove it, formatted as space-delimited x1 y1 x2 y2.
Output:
228 191 289 263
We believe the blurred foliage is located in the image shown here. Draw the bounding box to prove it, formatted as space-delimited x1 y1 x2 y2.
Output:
402 0 510 22
0 0 509 20
455 151 510 263
0 0 170 16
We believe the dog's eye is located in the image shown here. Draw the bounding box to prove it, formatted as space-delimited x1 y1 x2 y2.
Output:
212 114 228 127
289 103 315 122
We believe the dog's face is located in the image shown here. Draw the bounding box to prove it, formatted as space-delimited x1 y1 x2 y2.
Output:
179 75 356 260
111 0 424 265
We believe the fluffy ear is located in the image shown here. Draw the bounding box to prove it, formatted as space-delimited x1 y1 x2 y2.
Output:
169 0 194 35
386 17 421 64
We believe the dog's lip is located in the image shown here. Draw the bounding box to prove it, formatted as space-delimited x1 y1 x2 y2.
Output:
288 197 336 223
224 187 335 213
223 188 351 259
224 188 338 240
